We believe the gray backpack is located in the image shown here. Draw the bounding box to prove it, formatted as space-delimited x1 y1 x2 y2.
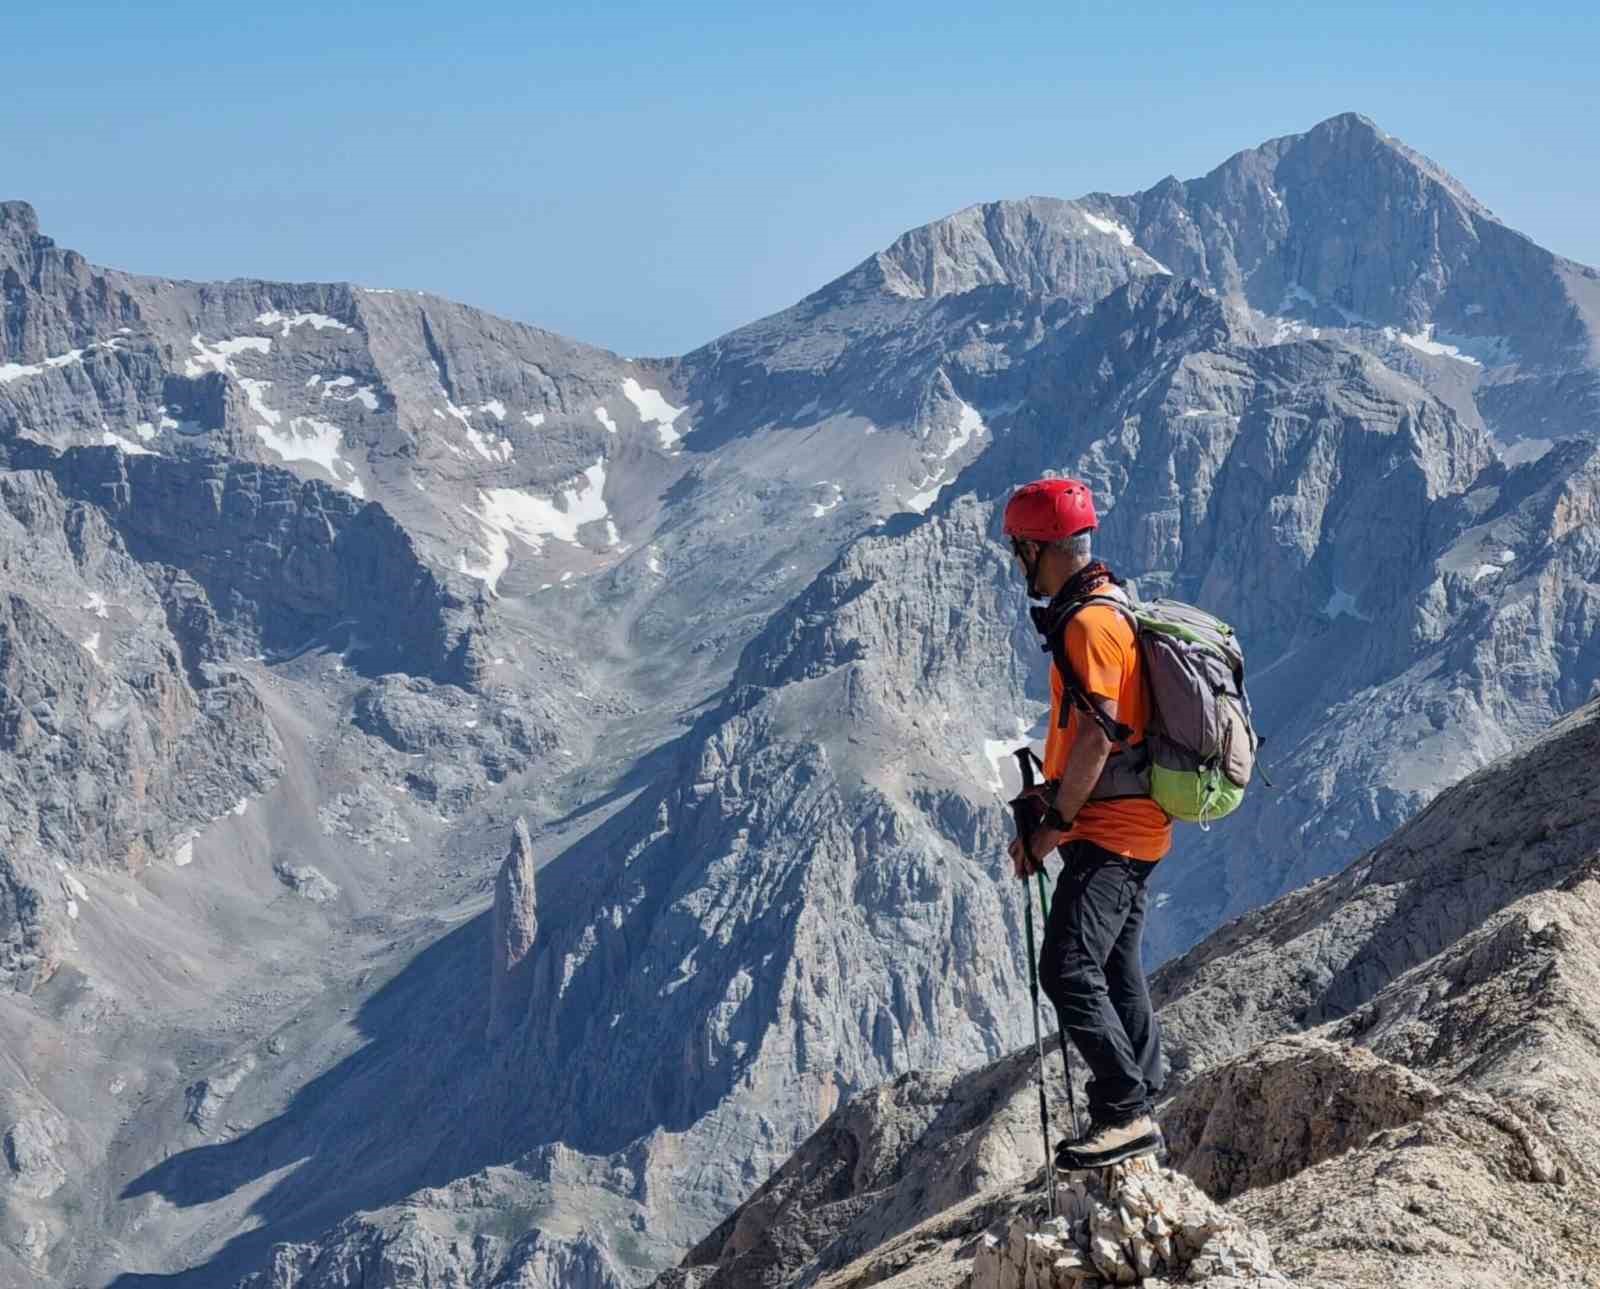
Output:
1039 587 1257 828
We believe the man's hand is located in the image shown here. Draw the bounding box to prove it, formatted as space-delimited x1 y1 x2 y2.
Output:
1008 827 1066 879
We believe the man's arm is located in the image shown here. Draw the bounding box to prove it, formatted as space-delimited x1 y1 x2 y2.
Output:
1028 703 1116 860
1006 607 1130 875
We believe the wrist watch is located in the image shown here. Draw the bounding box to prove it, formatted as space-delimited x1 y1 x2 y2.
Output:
1040 805 1071 832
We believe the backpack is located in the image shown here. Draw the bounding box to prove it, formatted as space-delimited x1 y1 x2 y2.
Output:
1033 584 1258 828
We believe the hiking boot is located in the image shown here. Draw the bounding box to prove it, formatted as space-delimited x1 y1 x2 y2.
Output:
1054 1116 1141 1170
1053 1124 1093 1160
1057 1114 1162 1170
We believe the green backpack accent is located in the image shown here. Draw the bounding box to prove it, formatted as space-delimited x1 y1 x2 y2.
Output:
1037 588 1258 829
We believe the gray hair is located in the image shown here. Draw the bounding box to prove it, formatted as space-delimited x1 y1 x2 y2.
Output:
1047 531 1093 562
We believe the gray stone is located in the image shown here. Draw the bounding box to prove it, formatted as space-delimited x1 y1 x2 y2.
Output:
272 863 339 904
488 819 539 1041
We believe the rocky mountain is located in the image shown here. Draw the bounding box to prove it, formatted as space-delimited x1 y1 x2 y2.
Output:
661 697 1600 1287
1 112 1597 1287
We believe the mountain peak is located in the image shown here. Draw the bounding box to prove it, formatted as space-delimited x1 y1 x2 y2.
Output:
1309 110 1384 135
0 200 42 248
859 195 1169 304
1289 112 1489 216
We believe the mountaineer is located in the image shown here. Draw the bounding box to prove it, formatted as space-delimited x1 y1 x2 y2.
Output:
1003 477 1169 1172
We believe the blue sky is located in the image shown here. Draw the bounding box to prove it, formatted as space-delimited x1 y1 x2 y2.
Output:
5 2 1596 356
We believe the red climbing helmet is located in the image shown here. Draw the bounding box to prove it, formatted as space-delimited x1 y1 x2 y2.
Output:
1002 478 1098 542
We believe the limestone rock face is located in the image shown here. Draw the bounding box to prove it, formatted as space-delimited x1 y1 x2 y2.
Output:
0 466 285 989
489 818 540 1040
238 1209 626 1289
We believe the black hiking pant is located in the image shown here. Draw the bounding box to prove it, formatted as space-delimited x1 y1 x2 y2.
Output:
1037 840 1164 1126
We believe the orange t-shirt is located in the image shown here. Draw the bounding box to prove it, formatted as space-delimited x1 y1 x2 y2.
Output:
1042 603 1173 862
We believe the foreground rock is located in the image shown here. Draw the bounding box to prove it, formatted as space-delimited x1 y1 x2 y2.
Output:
973 1159 1284 1288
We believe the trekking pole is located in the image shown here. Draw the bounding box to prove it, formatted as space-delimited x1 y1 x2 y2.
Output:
1008 750 1058 1217
1033 870 1081 1145
1020 871 1059 1216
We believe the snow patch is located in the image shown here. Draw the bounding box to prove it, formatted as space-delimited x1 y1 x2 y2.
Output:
1471 548 1518 581
172 837 194 868
255 416 365 496
255 311 353 335
458 528 511 593
460 461 611 593
0 348 85 383
81 631 102 662
238 377 282 426
185 334 272 378
940 400 987 460
594 406 618 434
82 593 109 619
477 400 507 421
811 482 843 518
465 427 514 464
1083 211 1136 248
313 375 383 411
1387 324 1510 367
99 432 155 455
620 378 688 449
133 421 157 440
524 412 546 429
979 720 1032 796
0 338 126 384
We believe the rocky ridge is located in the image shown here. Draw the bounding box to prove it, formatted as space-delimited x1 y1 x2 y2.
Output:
661 698 1600 1288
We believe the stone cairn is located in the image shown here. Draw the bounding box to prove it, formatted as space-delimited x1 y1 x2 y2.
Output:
971 1157 1286 1287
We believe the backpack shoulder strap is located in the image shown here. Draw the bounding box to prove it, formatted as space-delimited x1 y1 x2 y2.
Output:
1043 595 1136 745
